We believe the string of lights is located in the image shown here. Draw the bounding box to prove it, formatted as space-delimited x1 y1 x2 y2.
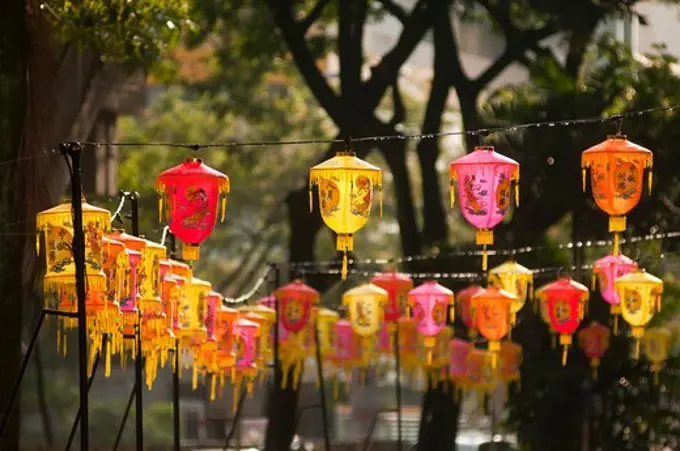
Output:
288 229 680 268
66 104 677 151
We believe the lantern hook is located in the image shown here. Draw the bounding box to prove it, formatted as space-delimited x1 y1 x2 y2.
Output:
344 136 352 151
614 115 624 136
477 130 489 147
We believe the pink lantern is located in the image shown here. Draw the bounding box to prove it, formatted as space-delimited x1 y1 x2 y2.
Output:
230 318 260 410
258 295 276 310
449 146 520 270
449 338 472 397
592 254 637 334
456 285 483 338
407 281 454 364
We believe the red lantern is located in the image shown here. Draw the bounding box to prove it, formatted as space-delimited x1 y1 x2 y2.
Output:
578 322 610 379
536 278 589 366
456 285 483 338
156 158 230 261
371 270 414 325
473 287 515 366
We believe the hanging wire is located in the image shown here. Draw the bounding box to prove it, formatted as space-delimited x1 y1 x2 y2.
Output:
222 265 273 305
160 226 170 246
73 105 678 151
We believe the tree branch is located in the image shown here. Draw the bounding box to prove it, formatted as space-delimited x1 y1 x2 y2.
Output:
377 0 408 23
299 0 332 34
388 79 406 127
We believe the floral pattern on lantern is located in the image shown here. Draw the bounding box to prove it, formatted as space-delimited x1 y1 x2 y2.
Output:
229 318 261 411
371 270 413 325
592 254 637 334
536 278 589 366
450 147 520 270
473 287 515 365
615 269 663 358
457 285 483 338
582 135 653 254
488 260 533 325
157 158 230 261
578 322 610 379
407 281 454 365
309 151 383 279
643 327 672 385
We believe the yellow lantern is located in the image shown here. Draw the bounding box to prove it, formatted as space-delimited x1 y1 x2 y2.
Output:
342 283 388 338
642 327 672 385
487 260 534 326
309 150 383 280
428 328 453 388
183 278 211 388
614 269 663 358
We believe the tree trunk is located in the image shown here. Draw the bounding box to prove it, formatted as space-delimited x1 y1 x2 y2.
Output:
0 1 28 449
416 380 460 451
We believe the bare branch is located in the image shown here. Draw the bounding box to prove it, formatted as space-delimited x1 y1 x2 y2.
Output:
377 0 408 23
388 79 406 127
299 0 332 34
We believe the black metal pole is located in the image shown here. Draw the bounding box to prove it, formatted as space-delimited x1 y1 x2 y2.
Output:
394 326 403 451
64 334 107 451
113 385 136 451
127 192 144 451
0 310 47 440
313 321 332 451
64 142 90 451
222 387 248 451
173 339 180 451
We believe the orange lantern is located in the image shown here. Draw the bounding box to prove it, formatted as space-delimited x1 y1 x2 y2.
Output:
100 235 127 375
536 278 589 366
156 158 230 261
371 270 414 326
473 287 515 366
215 306 239 391
456 285 483 338
581 135 653 255
197 291 224 399
578 322 610 379
111 232 147 337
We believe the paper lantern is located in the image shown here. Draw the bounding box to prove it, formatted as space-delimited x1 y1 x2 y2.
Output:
214 306 239 386
407 281 454 364
168 260 191 334
456 285 483 338
376 322 393 356
428 328 453 387
466 349 498 410
449 147 520 270
449 338 473 391
257 295 276 310
36 201 111 304
473 287 515 365
274 281 320 388
316 308 339 359
197 291 223 393
309 151 383 279
331 319 363 397
536 278 589 365
536 287 557 348
488 260 534 325
244 305 276 364
592 254 637 334
499 341 522 386
642 327 672 384
582 135 653 254
578 322 610 379
397 316 420 376
99 235 126 373
343 283 388 338
181 278 210 383
371 270 414 325
615 270 663 358
230 318 261 410
156 158 230 261
160 260 179 338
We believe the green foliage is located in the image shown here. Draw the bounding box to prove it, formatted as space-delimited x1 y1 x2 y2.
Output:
46 0 191 66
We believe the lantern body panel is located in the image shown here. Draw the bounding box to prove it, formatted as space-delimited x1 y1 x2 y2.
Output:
371 271 413 323
407 281 454 338
643 327 671 364
593 254 637 306
234 318 260 369
103 237 126 308
449 339 472 382
343 283 388 336
204 292 222 340
275 281 319 334
499 341 522 382
537 279 589 336
488 261 533 315
333 320 362 362
449 147 519 231
376 322 393 354
215 307 239 367
457 285 482 335
316 308 339 358
582 136 652 217
466 350 497 391
473 287 515 342
615 271 663 329
578 322 610 360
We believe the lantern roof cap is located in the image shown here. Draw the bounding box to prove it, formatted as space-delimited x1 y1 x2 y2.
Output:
275 280 320 301
535 277 589 300
157 158 229 184
456 284 484 299
582 135 653 160
112 231 147 247
614 269 663 286
335 318 352 327
645 326 671 337
371 270 414 288
243 311 266 322
248 304 275 315
236 317 260 329
472 286 517 301
449 146 519 168
488 260 533 275
217 305 238 314
343 283 389 299
317 307 339 319
37 201 111 229
593 253 636 268
409 280 454 296
189 277 212 289
143 239 167 251
103 236 125 249
206 291 223 300
168 274 187 284
125 248 142 258
310 153 383 185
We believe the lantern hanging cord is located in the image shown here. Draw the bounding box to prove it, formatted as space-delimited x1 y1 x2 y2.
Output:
289 229 680 268
160 226 170 246
222 265 273 305
73 105 678 150
111 196 128 227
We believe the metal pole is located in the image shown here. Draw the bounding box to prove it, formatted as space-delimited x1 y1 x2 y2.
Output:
65 334 107 451
394 326 403 451
0 310 47 439
173 339 180 451
222 387 248 451
63 142 90 451
127 192 144 451
313 321 332 451
113 385 136 451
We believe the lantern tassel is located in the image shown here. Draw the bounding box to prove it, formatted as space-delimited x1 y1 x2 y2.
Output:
482 245 488 272
379 186 383 218
192 366 198 390
613 316 619 335
592 366 598 380
308 186 313 213
210 374 217 401
514 181 519 207
582 168 587 192
221 194 227 223
591 273 596 290
634 339 640 360
613 232 620 256
158 197 163 222
341 252 348 281
450 179 455 208
105 341 111 377
648 169 653 195
562 345 568 367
